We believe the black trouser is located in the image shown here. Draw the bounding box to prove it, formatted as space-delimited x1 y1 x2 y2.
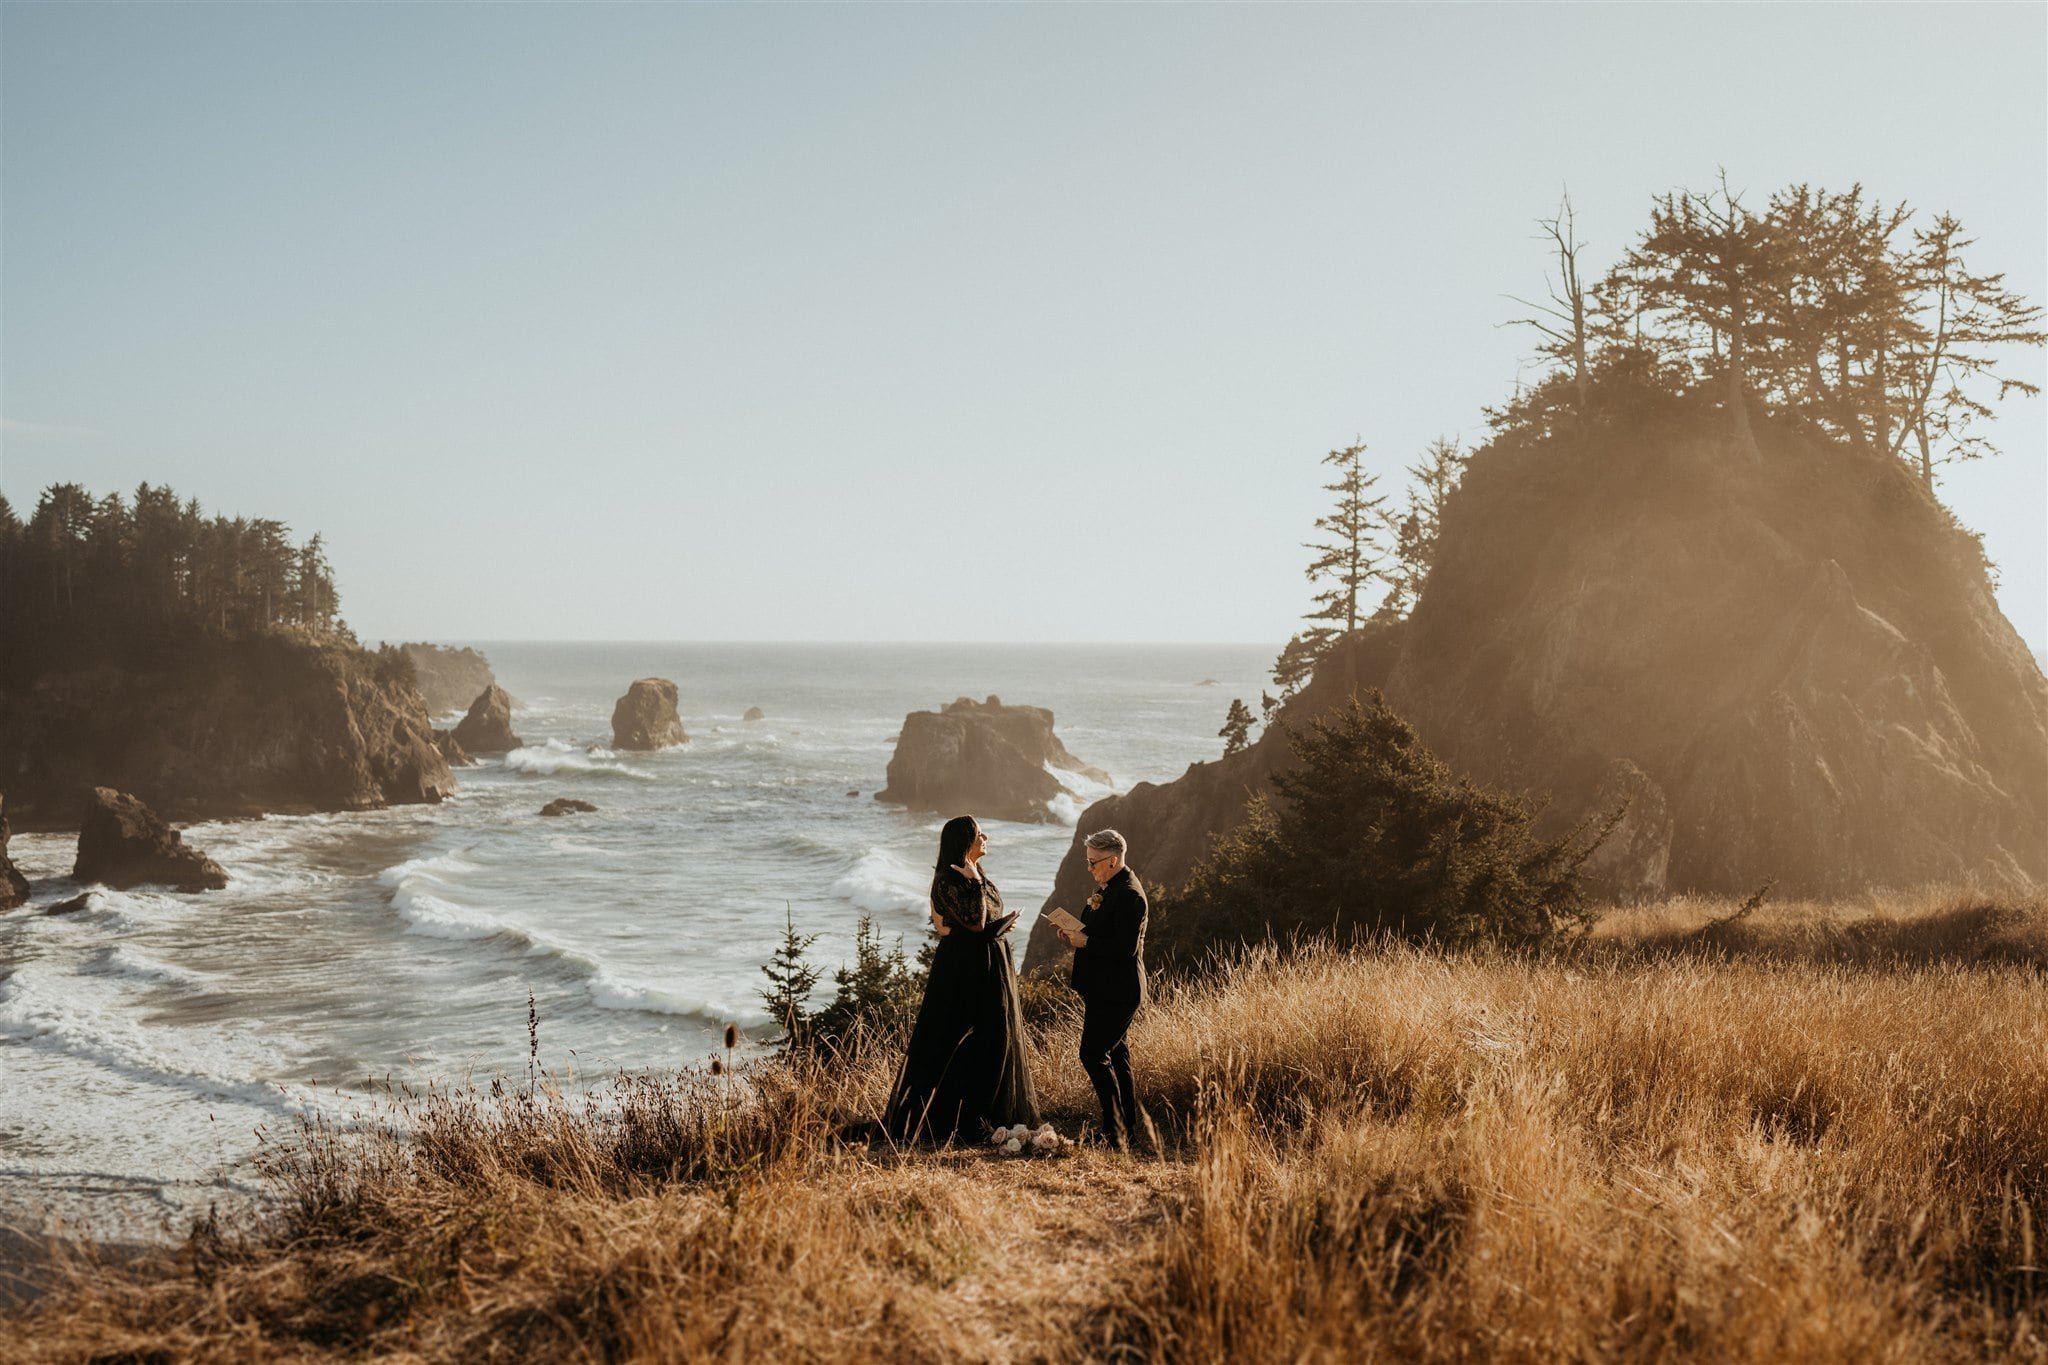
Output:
1078 996 1139 1144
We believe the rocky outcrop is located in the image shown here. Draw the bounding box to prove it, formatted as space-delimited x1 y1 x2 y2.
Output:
433 729 475 768
399 643 499 716
1382 417 2046 901
744 706 767 723
1026 411 2048 971
452 685 521 755
540 797 597 817
611 679 687 750
878 695 1110 825
0 637 454 829
1 793 29 910
73 787 228 891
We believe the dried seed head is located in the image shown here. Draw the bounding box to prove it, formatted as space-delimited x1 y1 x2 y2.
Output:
723 1023 740 1051
710 1056 724 1076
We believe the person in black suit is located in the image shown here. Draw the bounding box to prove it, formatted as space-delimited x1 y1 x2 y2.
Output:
1054 828 1147 1149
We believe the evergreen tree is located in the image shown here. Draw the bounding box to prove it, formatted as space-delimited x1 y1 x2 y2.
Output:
1219 698 1255 756
1152 693 1612 968
1304 442 1388 634
807 912 921 1055
757 903 822 1052
1382 437 1468 618
1271 629 1333 699
1624 176 1780 448
1890 213 2047 486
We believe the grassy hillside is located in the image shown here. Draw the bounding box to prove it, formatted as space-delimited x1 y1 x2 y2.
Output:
8 888 2044 1362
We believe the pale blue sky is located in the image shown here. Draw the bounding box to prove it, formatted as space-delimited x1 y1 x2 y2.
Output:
3 3 2042 648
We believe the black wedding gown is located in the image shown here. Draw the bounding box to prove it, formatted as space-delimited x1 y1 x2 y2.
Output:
883 866 1040 1144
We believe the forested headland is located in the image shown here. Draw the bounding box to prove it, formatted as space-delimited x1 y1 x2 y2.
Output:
0 483 345 690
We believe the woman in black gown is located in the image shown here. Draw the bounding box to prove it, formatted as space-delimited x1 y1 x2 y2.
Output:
883 816 1040 1143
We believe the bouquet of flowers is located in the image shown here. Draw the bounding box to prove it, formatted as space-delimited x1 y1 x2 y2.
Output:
992 1122 1071 1156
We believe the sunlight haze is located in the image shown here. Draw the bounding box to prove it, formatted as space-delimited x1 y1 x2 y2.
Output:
3 3 2042 647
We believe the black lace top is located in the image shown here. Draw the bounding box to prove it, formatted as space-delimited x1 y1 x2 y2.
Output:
932 866 1004 936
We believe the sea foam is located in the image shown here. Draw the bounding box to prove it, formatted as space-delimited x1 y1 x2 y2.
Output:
829 848 930 915
502 739 656 781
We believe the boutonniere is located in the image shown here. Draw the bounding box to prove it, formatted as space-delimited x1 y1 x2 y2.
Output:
1085 893 1103 911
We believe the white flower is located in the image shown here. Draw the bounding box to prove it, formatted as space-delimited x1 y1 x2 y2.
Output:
1032 1132 1059 1152
1003 1137 1024 1154
1036 1123 1056 1139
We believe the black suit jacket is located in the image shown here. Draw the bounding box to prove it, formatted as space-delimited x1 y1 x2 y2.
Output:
1071 866 1148 1008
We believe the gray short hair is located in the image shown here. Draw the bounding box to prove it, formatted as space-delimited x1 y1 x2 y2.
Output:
1084 829 1127 859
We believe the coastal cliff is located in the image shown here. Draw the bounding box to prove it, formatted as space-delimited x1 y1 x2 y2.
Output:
1025 410 2048 973
0 636 454 829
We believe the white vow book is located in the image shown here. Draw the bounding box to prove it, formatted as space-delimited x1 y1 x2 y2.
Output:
1044 907 1084 936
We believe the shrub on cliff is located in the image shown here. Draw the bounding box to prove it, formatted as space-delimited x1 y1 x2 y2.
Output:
1151 691 1611 967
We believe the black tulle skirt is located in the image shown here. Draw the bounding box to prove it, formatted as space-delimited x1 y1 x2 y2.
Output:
882 933 1040 1144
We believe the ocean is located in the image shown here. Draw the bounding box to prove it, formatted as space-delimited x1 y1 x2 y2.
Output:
0 642 1270 1234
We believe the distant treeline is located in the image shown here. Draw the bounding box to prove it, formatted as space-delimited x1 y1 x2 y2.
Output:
1497 180 2044 481
0 482 346 686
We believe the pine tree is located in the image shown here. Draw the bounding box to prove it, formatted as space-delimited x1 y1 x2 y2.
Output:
1303 442 1388 635
1890 213 2046 486
1219 698 1255 756
1152 693 1613 967
1624 176 1780 449
1382 437 1468 618
757 902 821 1052
808 912 920 1055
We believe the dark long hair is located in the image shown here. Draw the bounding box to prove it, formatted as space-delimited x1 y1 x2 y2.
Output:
932 815 980 893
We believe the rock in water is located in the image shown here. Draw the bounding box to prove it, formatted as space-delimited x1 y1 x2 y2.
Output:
539 798 598 817
452 685 521 755
399 643 499 716
0 792 29 910
433 728 475 768
743 706 766 723
877 695 1109 824
611 679 687 750
73 787 228 891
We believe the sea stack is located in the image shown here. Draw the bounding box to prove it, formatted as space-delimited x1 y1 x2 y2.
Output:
743 706 766 723
876 695 1109 824
72 787 229 892
611 679 687 750
452 685 521 755
1 792 29 910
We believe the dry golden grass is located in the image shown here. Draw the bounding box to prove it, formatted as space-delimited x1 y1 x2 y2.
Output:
6 889 2044 1362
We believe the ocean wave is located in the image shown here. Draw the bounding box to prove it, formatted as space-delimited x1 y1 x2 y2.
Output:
830 848 929 916
0 964 304 1113
378 850 510 940
587 971 768 1029
38 885 178 930
79 945 209 990
502 740 656 781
